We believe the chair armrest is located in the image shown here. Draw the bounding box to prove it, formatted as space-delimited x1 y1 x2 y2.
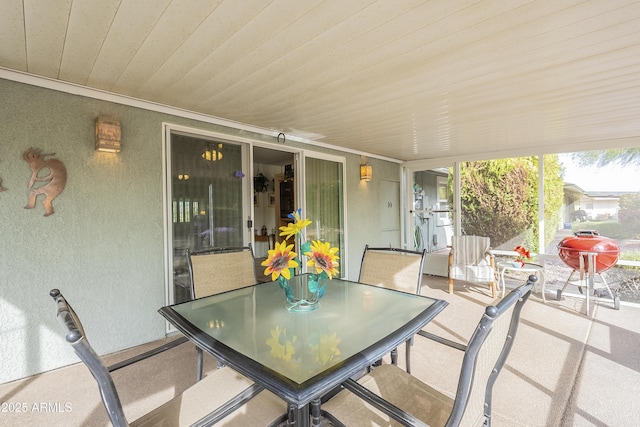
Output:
107 336 189 372
416 330 467 352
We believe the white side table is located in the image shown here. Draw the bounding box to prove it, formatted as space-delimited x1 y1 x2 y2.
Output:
497 262 546 301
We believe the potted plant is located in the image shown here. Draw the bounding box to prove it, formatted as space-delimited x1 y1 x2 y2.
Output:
254 173 270 192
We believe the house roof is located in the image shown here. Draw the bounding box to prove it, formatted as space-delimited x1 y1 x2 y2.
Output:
583 190 637 198
564 183 636 198
2 1 640 162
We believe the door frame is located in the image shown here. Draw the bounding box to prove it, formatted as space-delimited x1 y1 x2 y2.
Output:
161 124 304 318
302 150 349 279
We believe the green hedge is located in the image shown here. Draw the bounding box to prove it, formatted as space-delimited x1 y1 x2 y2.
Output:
457 155 564 252
571 221 626 239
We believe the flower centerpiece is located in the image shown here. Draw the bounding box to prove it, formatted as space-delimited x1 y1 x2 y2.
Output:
513 245 531 267
261 209 340 311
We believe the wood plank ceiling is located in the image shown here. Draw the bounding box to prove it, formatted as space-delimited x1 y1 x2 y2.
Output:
2 0 640 162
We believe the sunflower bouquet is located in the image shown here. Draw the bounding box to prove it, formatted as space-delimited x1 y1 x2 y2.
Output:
261 209 340 309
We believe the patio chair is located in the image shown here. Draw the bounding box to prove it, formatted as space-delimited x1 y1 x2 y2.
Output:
186 245 257 380
186 245 257 299
448 235 497 297
358 245 427 373
320 276 536 427
49 289 286 427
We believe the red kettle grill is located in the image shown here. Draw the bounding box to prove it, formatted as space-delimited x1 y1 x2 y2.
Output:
557 230 620 273
556 230 620 311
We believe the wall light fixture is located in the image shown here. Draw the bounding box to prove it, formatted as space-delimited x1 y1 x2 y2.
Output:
360 164 372 181
95 116 121 152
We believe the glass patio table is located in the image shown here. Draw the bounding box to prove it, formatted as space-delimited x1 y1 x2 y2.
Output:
158 275 448 427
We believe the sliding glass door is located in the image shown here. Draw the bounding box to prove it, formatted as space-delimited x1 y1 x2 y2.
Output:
304 155 346 278
164 129 347 301
167 131 247 304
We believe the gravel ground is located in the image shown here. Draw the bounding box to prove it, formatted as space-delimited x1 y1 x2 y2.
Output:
497 254 640 304
503 229 640 304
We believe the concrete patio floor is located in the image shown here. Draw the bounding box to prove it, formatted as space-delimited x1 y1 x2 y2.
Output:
1 275 638 426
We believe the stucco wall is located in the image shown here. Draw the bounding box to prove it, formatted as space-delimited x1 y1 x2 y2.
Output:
344 155 403 276
0 78 402 383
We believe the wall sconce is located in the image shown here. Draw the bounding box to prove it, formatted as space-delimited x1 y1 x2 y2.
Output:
202 143 223 161
360 164 372 181
95 116 121 152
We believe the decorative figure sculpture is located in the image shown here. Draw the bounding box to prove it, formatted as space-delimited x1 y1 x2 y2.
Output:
23 148 67 216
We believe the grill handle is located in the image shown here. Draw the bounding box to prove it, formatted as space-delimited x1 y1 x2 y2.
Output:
574 230 599 237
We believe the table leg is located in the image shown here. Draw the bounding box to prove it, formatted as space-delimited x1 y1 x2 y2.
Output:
287 403 310 427
539 270 546 303
500 267 507 298
310 398 322 427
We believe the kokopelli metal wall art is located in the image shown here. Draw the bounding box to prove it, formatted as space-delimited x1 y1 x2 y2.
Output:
23 148 67 216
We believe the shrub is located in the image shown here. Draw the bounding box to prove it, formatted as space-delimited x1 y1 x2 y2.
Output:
618 193 640 238
571 221 625 239
457 155 564 252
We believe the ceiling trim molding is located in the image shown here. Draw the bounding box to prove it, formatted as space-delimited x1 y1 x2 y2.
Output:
404 136 640 171
0 67 402 164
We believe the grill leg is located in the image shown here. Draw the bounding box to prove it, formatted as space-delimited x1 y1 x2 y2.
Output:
558 270 576 300
598 273 621 310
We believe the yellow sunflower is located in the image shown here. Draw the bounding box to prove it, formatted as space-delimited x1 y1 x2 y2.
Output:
261 240 298 281
305 240 340 279
279 209 312 241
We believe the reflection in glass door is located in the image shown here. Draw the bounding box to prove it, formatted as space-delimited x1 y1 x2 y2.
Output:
169 132 245 304
410 166 455 277
305 156 345 278
412 168 454 254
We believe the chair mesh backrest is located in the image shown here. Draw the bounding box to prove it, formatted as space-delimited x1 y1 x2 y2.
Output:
358 246 426 294
448 279 534 427
50 289 128 427
188 246 256 299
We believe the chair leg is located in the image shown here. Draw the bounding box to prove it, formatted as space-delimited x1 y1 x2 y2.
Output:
196 347 204 381
448 252 454 294
489 281 497 298
390 348 398 366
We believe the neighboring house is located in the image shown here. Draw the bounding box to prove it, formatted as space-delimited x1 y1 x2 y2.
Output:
563 183 636 223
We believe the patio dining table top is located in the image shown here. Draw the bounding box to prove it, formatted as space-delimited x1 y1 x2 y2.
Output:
158 275 447 426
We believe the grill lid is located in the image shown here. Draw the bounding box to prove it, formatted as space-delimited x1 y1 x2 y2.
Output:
557 230 620 273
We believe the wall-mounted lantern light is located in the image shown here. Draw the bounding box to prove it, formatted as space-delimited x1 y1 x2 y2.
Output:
360 164 372 181
95 116 121 152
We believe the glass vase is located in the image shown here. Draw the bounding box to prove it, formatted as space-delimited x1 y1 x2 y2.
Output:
280 274 326 312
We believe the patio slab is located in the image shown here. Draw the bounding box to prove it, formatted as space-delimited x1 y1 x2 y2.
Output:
0 275 638 426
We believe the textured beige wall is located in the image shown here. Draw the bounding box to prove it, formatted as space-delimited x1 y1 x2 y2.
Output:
0 78 401 383
345 155 403 273
0 79 173 383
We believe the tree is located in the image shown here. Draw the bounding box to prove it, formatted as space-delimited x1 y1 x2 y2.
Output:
457 155 564 252
542 155 564 247
572 148 640 167
618 193 640 237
